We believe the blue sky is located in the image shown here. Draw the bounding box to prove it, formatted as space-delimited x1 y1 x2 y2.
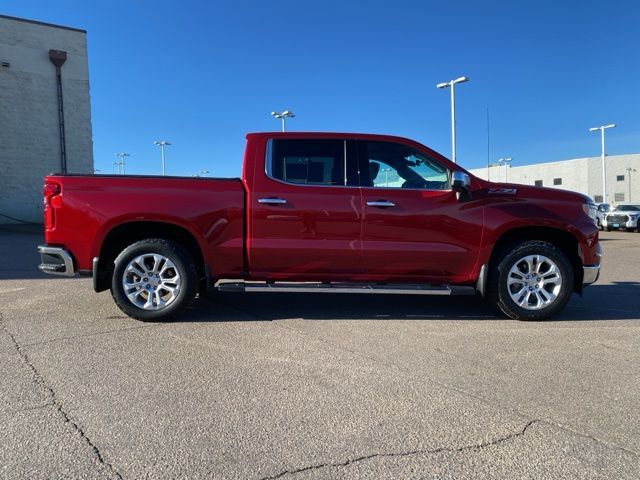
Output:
4 0 639 177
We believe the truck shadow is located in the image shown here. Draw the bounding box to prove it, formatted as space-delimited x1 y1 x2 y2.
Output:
179 281 640 323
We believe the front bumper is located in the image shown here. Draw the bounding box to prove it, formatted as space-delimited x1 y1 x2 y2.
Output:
602 218 639 229
583 265 600 285
38 245 76 276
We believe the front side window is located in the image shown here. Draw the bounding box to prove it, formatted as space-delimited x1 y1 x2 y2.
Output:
360 141 450 190
270 139 345 186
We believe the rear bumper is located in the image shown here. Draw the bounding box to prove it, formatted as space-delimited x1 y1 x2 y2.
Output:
38 245 76 276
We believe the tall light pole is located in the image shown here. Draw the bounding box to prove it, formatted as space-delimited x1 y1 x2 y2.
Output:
498 157 512 182
627 167 636 202
114 152 130 175
154 140 171 176
436 76 469 163
589 124 616 203
271 110 295 132
381 167 392 186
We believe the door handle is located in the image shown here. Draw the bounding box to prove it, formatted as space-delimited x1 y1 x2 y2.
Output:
366 200 396 208
258 197 288 205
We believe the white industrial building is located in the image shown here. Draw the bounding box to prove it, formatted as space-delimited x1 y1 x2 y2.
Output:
0 15 93 224
469 153 640 205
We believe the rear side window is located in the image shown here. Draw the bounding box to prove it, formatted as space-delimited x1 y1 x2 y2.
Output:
270 139 345 186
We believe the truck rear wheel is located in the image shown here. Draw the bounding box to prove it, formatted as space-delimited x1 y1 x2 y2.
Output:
490 240 574 321
111 238 198 321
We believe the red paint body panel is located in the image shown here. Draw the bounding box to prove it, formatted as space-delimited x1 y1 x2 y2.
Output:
43 175 245 277
42 131 600 287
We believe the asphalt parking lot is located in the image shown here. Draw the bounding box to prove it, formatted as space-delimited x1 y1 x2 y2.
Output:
1 226 639 479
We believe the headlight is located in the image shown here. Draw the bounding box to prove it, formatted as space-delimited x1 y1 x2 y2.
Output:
583 203 597 223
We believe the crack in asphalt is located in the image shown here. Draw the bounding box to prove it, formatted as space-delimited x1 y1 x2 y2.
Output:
258 420 539 480
0 313 124 480
229 302 640 458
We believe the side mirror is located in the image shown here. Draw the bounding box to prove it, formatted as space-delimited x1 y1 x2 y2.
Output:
451 171 472 201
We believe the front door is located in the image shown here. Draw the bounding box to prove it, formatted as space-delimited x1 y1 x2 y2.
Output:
358 140 483 283
249 138 362 280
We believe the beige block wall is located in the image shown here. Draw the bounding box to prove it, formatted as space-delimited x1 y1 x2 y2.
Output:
0 16 93 224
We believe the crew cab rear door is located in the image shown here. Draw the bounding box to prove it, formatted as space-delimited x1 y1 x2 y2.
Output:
357 140 482 283
248 137 362 279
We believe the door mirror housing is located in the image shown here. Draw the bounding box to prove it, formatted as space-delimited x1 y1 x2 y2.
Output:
451 171 472 201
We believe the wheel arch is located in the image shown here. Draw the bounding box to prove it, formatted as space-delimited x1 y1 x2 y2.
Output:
94 221 206 292
489 226 584 294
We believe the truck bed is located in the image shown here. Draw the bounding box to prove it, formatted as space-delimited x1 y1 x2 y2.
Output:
43 174 246 278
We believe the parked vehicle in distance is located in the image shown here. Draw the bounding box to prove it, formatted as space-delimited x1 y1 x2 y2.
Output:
38 132 601 322
602 204 640 232
596 203 611 230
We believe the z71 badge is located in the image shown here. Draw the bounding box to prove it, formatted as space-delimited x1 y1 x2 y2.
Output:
488 188 518 194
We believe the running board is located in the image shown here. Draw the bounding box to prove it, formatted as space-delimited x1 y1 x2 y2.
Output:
215 281 476 296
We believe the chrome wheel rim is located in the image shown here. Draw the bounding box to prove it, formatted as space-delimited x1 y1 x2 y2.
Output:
122 254 181 310
506 254 562 311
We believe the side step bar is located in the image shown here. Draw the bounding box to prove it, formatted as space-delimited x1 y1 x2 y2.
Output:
215 281 476 296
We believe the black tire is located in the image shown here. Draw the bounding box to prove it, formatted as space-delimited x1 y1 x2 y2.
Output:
111 238 198 321
488 240 574 321
606 227 612 232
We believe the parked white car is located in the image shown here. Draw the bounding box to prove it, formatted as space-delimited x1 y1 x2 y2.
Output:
596 203 611 230
602 204 640 232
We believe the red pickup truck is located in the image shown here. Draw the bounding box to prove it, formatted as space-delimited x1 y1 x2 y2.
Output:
38 132 601 321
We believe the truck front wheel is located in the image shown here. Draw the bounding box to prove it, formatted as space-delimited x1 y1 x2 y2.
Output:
490 240 574 321
111 238 198 321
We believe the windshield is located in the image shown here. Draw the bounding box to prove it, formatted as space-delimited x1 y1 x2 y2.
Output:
614 205 640 212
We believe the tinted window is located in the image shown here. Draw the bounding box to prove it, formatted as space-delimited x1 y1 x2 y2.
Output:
271 139 345 186
360 141 450 190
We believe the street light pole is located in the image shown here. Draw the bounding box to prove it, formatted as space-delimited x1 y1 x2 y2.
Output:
154 140 171 176
436 76 469 163
271 110 295 132
627 167 636 202
114 152 130 175
498 157 512 182
589 124 616 203
381 167 392 187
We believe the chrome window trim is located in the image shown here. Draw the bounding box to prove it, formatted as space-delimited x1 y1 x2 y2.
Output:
263 137 456 193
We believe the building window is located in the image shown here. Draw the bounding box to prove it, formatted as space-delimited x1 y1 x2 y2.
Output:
614 193 625 202
534 180 543 187
617 175 625 182
594 195 603 203
553 178 562 185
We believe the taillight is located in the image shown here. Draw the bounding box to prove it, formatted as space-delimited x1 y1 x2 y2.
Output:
43 181 61 229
